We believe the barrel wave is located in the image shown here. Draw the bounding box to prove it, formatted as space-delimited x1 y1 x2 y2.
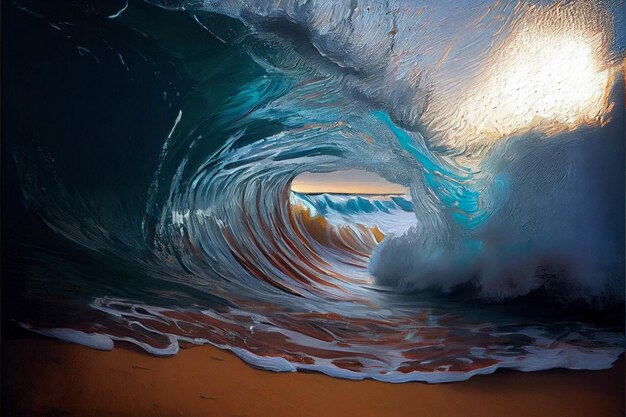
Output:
3 0 625 383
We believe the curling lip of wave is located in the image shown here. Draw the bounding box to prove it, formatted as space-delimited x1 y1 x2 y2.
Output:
153 0 618 155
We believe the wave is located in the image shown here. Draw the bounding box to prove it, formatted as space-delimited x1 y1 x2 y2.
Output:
4 0 625 383
290 192 416 235
291 193 414 217
370 113 626 300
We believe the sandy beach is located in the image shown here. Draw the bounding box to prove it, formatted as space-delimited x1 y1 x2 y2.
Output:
2 336 623 417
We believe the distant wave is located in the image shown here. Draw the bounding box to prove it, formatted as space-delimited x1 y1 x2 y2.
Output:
290 192 416 235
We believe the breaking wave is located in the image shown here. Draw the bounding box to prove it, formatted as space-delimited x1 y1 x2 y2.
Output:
4 0 624 383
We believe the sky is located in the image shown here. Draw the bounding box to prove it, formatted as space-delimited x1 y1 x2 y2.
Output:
291 169 408 194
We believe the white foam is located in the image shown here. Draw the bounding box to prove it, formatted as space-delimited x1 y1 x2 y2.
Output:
21 323 114 351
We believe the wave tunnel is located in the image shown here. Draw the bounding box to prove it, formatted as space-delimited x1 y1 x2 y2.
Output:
2 0 625 383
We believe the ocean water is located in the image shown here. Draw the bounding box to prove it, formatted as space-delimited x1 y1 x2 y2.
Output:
2 0 625 383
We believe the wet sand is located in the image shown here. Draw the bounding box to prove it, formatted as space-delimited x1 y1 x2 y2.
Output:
2 337 624 417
